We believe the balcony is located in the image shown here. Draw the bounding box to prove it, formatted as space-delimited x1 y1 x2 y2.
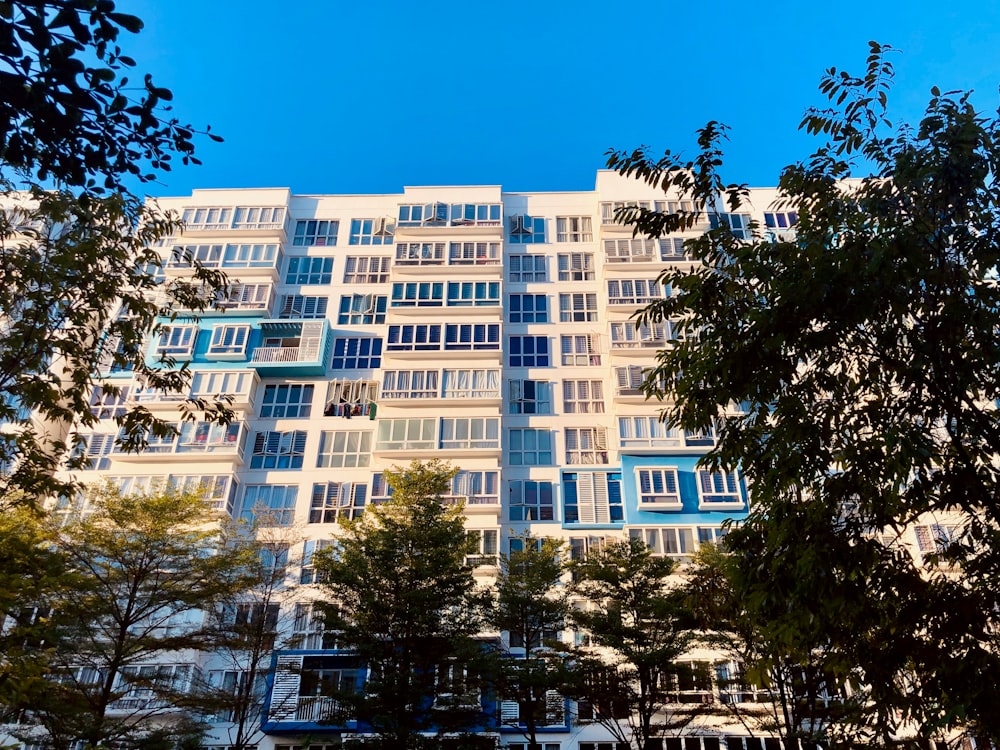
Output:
180 206 287 240
249 320 331 376
264 653 360 731
129 370 258 413
395 202 503 236
112 421 249 464
163 242 282 281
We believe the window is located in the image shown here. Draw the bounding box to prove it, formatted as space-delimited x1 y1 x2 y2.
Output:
557 252 595 281
509 380 553 414
659 237 688 260
239 484 298 525
637 468 681 508
292 602 340 648
168 243 281 269
448 241 500 265
604 238 658 263
154 326 197 357
316 431 371 467
709 212 752 239
232 206 285 230
338 294 387 324
260 384 314 419
90 385 129 420
446 281 500 307
508 336 549 367
915 523 962 558
556 216 593 242
509 293 548 323
324 380 377 416
391 282 444 307
293 219 339 246
448 471 500 505
396 242 445 266
697 470 745 508
440 417 499 449
614 365 647 394
371 473 394 503
250 431 307 469
764 211 798 229
387 324 442 351
381 370 439 399
167 475 237 514
563 471 622 523
618 416 682 448
375 418 437 450
508 428 553 465
182 206 232 230
465 530 499 566
607 279 665 305
310 482 367 524
398 202 501 227
508 214 546 243
285 256 334 285
560 335 600 366
445 323 500 350
331 337 381 369
175 421 242 453
629 527 695 557
559 293 598 322
78 432 115 470
600 200 651 224
279 294 328 319
349 218 393 244
343 256 390 283
442 369 500 398
610 321 669 348
562 380 604 413
207 325 251 357
217 282 273 313
509 480 555 521
508 254 546 282
565 427 608 464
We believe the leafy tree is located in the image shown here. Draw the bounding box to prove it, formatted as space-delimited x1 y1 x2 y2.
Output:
0 2 229 500
314 459 489 750
489 534 571 748
567 538 694 750
607 41 1000 742
3 484 257 749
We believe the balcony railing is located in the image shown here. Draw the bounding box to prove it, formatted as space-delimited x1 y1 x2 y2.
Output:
251 344 319 363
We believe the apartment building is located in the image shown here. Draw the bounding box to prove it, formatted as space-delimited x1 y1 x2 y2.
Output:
61 170 812 748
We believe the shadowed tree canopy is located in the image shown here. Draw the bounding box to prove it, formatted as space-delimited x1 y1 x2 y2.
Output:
606 41 1000 743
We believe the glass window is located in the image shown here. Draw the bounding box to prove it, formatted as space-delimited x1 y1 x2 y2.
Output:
508 380 553 415
442 369 500 399
555 216 592 242
448 241 501 265
508 254 547 282
386 324 443 352
375 418 437 450
220 282 273 312
607 279 664 305
565 427 609 464
249 431 307 469
310 483 367 523
444 323 501 350
343 255 390 284
509 293 548 323
508 480 555 521
293 219 339 246
381 370 439 399
610 321 669 348
439 417 500 449
508 428 553 465
508 336 550 367
207 325 250 357
696 470 744 507
636 468 681 508
278 295 328 319
559 293 598 322
395 242 445 266
562 380 604 413
563 471 622 524
349 218 393 245
604 238 658 263
153 325 197 357
446 281 500 307
260 384 314 419
239 485 297 525
338 294 387 324
391 282 444 307
331 337 381 369
508 215 546 244
316 430 372 468
560 334 601 366
285 256 334 285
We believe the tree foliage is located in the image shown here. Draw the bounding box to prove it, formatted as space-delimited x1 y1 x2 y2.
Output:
0 2 229 500
607 41 1000 742
489 535 570 747
315 459 489 750
0 484 257 749
567 538 693 749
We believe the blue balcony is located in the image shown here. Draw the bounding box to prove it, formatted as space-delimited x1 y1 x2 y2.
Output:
248 319 331 377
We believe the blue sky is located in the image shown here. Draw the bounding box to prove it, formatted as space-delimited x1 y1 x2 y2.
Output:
120 0 1000 198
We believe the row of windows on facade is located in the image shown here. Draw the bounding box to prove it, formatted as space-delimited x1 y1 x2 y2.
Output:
163 241 691 281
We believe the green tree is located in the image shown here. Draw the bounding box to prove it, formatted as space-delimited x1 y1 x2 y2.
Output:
4 484 257 749
607 41 1000 742
314 459 488 750
489 534 571 748
0 2 229 500
567 538 694 750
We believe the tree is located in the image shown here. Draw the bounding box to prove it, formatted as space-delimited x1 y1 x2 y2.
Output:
314 459 489 750
2 484 257 749
489 534 571 748
567 538 694 750
607 41 1000 742
0 2 229 500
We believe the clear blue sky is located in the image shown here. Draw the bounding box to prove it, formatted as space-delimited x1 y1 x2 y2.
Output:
120 0 1000 198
